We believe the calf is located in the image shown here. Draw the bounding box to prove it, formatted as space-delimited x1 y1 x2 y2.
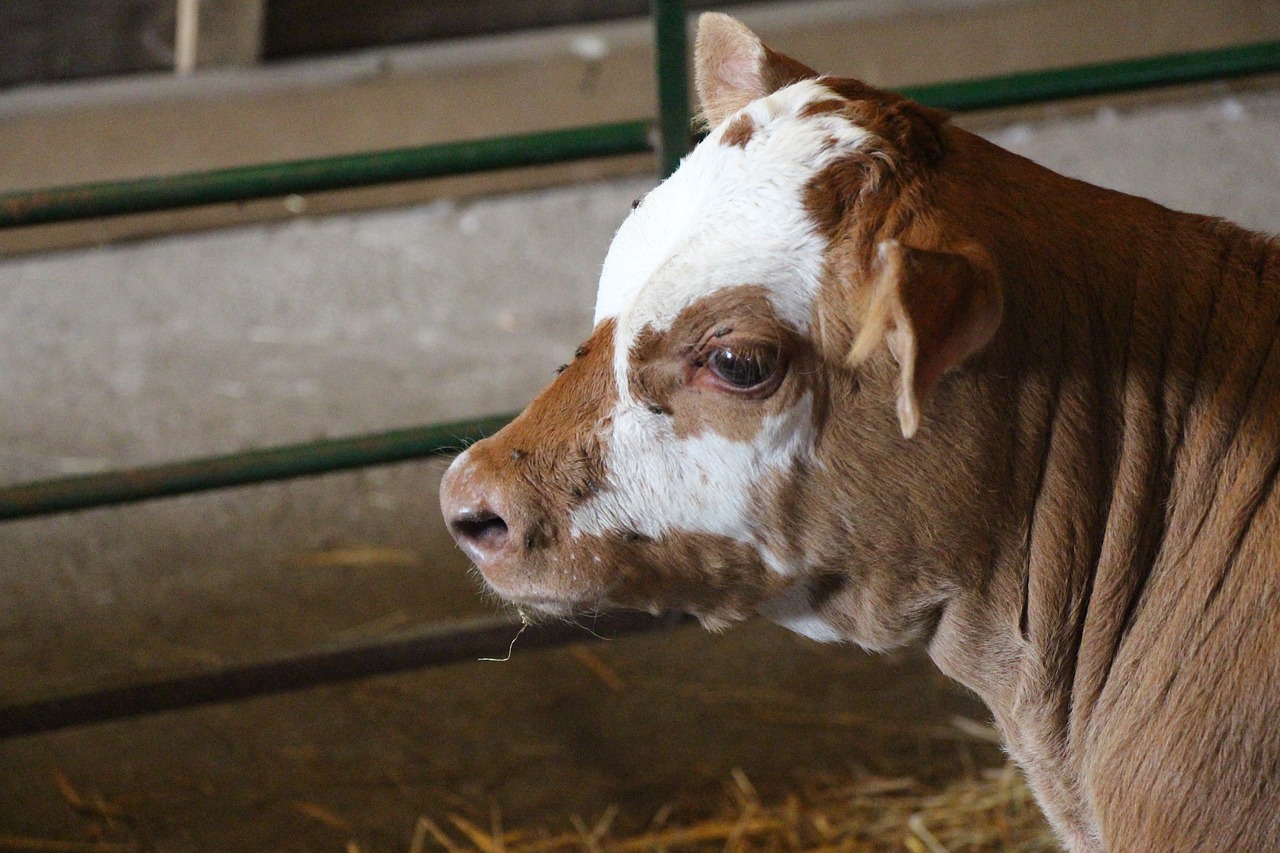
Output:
440 14 1280 851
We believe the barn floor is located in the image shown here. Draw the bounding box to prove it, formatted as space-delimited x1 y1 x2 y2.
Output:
2 6 1280 851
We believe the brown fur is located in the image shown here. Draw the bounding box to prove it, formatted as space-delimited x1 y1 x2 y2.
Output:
446 320 617 605
442 15 1280 852
720 112 757 149
789 46 1280 853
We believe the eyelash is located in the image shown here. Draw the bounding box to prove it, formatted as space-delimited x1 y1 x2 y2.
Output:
705 346 777 389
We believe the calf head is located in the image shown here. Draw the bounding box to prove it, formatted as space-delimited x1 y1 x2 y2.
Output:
440 14 1003 642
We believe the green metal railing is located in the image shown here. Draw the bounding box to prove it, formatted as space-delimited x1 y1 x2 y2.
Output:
3 40 1277 232
0 415 512 521
0 611 692 739
0 122 653 229
901 38 1280 111
653 0 692 177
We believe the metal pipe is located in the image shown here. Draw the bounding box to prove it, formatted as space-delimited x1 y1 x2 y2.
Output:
0 121 652 229
0 611 693 739
652 0 691 177
901 39 1280 112
0 414 513 521
2 42 1275 230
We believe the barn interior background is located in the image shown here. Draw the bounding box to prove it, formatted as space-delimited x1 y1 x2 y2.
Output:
2 1 1279 850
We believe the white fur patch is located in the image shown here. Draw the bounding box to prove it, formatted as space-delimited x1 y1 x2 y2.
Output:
594 78 872 339
569 392 816 577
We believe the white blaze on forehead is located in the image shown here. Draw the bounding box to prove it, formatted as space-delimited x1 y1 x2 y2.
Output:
594 78 872 344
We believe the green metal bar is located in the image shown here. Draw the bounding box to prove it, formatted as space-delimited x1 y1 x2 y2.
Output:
901 39 1280 112
0 611 692 739
0 121 652 229
1 42 1276 231
652 0 691 177
0 414 513 521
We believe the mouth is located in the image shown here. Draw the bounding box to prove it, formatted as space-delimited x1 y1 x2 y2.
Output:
473 571 599 618
470 552 616 618
500 594 582 617
483 575 752 635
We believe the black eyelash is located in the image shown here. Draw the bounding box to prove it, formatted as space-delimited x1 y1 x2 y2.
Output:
631 198 642 210
704 345 782 391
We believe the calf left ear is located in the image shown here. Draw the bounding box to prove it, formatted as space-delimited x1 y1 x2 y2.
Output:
848 240 1002 439
695 13 817 129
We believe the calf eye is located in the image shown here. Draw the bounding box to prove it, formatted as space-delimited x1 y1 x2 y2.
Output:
707 347 777 390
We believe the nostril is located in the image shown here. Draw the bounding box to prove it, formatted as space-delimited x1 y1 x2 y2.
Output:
451 509 510 552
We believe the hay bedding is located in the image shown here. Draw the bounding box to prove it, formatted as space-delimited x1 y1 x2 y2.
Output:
401 763 1058 853
3 738 1057 853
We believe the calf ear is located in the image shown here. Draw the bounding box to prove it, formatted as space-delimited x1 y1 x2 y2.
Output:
695 14 817 129
848 240 1002 439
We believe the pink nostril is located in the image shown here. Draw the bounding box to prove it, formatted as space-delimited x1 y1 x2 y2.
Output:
440 448 529 568
449 508 509 553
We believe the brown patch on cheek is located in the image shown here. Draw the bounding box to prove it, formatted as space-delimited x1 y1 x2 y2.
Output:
480 320 619 527
752 444 820 567
673 395 761 443
744 350 842 565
